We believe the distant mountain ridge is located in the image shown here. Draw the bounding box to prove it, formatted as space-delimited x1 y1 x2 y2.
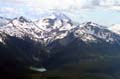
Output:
0 13 120 76
0 13 120 45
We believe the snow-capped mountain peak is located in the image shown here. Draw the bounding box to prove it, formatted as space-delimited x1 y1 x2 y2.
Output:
0 13 120 45
18 16 30 23
80 21 106 29
0 13 74 45
74 22 119 43
35 13 73 32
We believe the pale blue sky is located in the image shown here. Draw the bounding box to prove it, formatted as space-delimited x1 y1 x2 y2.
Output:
0 0 120 26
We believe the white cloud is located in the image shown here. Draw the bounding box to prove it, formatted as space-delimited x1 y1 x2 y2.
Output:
23 0 100 10
0 0 120 10
21 0 120 10
0 0 120 18
99 0 120 11
100 0 119 6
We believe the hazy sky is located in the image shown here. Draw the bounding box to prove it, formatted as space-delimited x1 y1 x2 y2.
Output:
0 0 120 26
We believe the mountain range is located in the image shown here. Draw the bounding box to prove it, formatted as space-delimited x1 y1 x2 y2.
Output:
0 13 120 79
